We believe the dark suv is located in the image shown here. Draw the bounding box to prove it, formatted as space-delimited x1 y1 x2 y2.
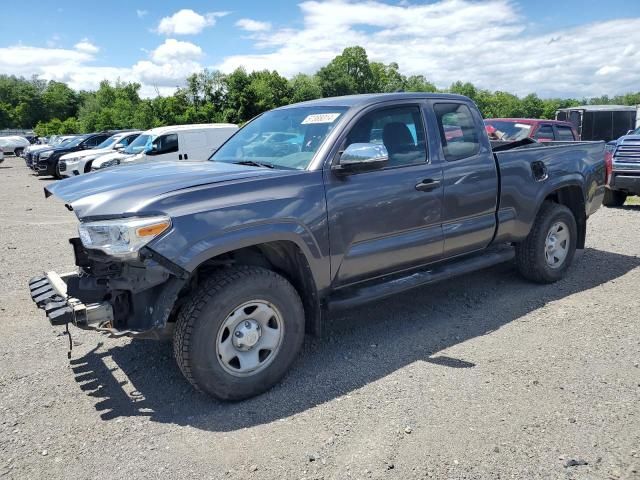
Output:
33 131 120 178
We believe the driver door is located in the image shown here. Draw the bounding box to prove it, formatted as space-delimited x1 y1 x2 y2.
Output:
324 103 444 287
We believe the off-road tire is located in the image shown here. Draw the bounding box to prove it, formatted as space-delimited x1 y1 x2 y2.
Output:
516 201 577 284
173 266 305 401
603 189 627 207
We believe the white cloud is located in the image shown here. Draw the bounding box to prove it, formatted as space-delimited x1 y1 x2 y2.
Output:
596 65 622 76
0 38 204 96
157 9 228 35
217 0 640 98
74 39 99 54
136 9 148 18
150 38 203 63
236 18 272 32
1 1 640 100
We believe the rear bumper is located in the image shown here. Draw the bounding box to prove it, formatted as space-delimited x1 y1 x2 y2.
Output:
610 171 640 195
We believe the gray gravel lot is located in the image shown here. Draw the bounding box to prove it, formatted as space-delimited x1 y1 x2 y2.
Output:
0 156 639 479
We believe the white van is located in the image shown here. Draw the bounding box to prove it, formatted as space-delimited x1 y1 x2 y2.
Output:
91 123 238 170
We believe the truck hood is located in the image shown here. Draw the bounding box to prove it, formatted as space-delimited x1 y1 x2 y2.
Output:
45 160 286 219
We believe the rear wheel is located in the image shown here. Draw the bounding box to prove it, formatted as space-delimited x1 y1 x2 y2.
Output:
14 147 24 157
603 189 627 207
173 266 305 400
516 202 577 283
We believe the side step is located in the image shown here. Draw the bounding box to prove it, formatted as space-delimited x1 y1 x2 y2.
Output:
328 246 515 311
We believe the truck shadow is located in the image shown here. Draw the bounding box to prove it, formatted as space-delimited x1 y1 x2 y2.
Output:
69 247 639 431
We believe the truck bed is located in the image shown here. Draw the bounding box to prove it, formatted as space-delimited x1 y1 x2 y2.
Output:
492 140 606 244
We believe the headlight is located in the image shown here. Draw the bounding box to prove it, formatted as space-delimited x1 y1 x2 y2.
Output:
40 151 52 159
65 157 80 165
78 216 171 259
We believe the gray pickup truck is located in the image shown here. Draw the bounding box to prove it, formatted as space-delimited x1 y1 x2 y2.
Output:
29 93 606 400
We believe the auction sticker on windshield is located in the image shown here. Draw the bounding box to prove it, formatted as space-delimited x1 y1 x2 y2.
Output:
302 113 342 124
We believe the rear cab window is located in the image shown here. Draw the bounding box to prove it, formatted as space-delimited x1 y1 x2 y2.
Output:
554 126 575 141
534 125 555 141
434 103 480 161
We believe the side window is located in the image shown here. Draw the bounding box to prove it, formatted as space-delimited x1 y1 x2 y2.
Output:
344 105 427 167
433 103 480 161
534 125 555 141
84 136 99 147
92 135 109 146
153 134 179 154
555 126 575 141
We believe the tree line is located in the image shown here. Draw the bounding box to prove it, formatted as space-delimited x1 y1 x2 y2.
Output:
0 46 638 136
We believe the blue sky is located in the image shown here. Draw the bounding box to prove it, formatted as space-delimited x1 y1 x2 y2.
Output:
1 0 639 98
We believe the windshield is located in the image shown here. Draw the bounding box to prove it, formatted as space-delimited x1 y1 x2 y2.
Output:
95 135 119 150
124 134 153 154
485 121 532 141
210 106 349 169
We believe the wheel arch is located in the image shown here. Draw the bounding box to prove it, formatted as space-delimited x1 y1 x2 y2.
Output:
181 239 324 337
539 184 586 249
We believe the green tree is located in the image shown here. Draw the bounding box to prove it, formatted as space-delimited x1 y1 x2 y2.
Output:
317 46 373 96
288 74 323 103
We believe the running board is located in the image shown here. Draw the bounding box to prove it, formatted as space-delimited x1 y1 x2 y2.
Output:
328 246 515 311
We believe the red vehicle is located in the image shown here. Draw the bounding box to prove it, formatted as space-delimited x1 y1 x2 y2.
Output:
485 119 580 142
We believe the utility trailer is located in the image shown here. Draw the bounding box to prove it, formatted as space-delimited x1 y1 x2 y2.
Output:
556 105 640 142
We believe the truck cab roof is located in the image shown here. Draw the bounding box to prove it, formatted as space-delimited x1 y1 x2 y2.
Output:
279 92 471 110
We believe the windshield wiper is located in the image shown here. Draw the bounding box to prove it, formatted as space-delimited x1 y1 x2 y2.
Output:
231 160 275 169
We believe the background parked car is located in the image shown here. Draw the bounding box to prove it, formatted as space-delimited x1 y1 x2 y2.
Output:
58 131 141 177
33 131 118 178
484 119 579 142
24 136 78 167
0 135 31 156
92 124 238 170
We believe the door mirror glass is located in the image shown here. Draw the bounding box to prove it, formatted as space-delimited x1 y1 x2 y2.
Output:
333 143 388 174
114 143 125 150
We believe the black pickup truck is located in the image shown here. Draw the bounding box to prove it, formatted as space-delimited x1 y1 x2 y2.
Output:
29 93 606 400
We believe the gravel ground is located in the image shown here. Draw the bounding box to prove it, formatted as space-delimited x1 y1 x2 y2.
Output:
0 156 639 480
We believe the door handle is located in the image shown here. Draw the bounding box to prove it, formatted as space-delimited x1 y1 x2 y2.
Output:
415 179 441 192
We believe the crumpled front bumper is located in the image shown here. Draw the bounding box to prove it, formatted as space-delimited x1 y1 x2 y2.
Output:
28 271 114 327
28 270 176 339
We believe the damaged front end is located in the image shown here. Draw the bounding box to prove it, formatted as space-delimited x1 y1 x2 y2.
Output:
29 230 187 340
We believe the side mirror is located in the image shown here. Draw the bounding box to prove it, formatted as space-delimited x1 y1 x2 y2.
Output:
114 143 124 150
332 143 389 175
147 143 159 155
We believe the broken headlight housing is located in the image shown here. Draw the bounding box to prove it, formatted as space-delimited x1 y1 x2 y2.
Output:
78 216 171 259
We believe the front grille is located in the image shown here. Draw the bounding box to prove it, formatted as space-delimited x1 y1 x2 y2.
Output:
614 138 640 163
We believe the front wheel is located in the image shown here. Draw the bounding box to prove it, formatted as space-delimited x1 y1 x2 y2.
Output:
173 266 305 400
516 202 577 283
602 189 627 207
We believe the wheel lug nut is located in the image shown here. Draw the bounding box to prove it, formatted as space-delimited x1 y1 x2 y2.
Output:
235 331 243 337
245 321 251 328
